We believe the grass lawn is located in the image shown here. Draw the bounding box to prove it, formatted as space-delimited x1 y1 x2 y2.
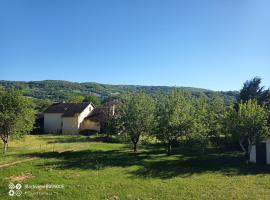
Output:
0 135 270 200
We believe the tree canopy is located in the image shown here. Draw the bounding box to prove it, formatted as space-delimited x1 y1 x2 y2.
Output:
67 94 101 107
223 100 269 160
82 94 101 107
239 77 270 108
0 80 237 106
118 93 155 152
0 90 36 154
155 90 194 155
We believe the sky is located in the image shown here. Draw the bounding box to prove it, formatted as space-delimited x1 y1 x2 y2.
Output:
0 0 270 91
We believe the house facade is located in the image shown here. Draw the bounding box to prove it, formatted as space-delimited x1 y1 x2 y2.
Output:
43 101 117 134
80 101 117 132
44 102 95 134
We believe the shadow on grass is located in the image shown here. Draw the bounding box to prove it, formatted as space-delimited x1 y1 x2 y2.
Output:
22 147 270 179
44 135 120 144
46 137 105 143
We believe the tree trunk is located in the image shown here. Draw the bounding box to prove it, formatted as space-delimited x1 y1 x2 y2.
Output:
246 138 252 163
239 139 249 163
3 142 8 154
105 133 110 142
131 135 139 153
167 142 172 156
239 139 247 154
2 135 9 155
133 142 137 152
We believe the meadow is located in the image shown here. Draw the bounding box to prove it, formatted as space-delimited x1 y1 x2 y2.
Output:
0 135 270 200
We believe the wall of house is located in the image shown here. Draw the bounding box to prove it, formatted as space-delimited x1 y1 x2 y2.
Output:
80 119 100 132
78 104 94 125
44 103 94 135
44 113 63 133
62 116 79 134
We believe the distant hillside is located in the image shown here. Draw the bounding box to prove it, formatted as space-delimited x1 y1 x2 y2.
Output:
0 80 238 105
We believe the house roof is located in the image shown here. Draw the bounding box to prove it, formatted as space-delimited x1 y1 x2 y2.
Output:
84 100 118 122
44 102 91 117
85 108 103 122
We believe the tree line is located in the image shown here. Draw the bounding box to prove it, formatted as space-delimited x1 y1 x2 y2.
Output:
0 77 269 162
0 80 237 109
114 77 270 160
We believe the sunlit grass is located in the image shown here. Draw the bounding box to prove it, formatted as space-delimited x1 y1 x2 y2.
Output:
0 135 270 200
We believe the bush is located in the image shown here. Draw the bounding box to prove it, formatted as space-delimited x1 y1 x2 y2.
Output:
79 129 99 136
140 134 160 145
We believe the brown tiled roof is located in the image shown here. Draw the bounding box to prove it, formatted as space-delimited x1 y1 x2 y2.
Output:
85 108 103 122
84 100 118 122
44 102 91 117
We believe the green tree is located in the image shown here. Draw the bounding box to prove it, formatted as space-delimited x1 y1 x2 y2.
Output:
239 77 270 108
207 96 226 137
33 98 53 112
237 77 270 145
155 90 193 155
100 103 119 141
67 94 101 107
68 95 85 103
188 96 226 152
224 100 269 161
0 90 36 154
190 97 210 152
83 94 101 107
118 93 155 152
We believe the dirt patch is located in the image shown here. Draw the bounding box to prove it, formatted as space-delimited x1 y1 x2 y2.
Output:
105 195 120 200
57 148 78 153
0 158 37 168
68 172 81 177
5 172 34 182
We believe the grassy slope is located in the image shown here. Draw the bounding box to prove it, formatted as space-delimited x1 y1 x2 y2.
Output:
0 80 238 103
0 135 270 200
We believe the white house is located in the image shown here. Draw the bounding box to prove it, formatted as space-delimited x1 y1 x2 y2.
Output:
43 102 95 134
249 140 270 165
80 101 117 132
43 101 117 134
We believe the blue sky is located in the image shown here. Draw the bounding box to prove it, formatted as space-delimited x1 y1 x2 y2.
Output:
1 0 270 91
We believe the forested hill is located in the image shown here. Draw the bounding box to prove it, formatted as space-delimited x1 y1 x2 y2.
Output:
0 80 238 104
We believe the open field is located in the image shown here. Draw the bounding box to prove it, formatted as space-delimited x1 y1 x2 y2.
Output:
0 135 270 200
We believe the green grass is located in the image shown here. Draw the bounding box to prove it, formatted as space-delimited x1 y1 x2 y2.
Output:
0 135 270 200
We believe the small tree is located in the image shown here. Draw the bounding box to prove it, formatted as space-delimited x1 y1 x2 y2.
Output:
238 77 270 129
155 90 193 155
0 90 35 154
189 97 210 153
224 100 269 161
194 96 227 147
83 95 101 107
207 96 226 137
118 93 155 152
100 103 119 141
67 94 101 107
68 95 85 103
239 77 270 106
